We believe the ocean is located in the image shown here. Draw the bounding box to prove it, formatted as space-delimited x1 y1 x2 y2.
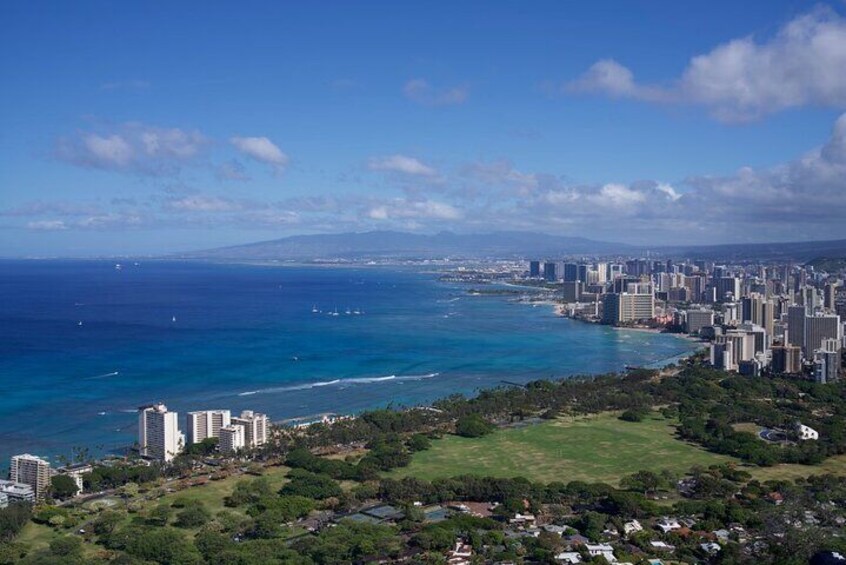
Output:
0 260 698 465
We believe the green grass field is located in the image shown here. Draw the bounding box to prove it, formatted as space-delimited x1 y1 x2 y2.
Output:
15 465 292 554
156 464 290 516
390 412 738 485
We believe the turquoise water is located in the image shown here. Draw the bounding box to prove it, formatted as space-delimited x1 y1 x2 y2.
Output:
0 260 697 464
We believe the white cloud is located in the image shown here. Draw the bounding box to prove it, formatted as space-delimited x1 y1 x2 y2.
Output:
403 79 469 107
595 183 647 207
57 123 209 175
368 154 437 177
567 7 846 121
655 182 682 201
366 199 463 221
164 195 243 213
26 220 68 231
22 113 846 243
230 136 289 169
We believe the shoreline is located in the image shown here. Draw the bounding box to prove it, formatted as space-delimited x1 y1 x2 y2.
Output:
2 266 701 467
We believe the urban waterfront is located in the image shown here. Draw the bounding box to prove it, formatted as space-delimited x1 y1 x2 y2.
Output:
0 260 697 466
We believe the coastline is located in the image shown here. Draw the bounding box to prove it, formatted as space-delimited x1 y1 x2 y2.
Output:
1 262 701 465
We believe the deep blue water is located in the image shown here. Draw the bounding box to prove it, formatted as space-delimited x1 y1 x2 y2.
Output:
0 260 697 465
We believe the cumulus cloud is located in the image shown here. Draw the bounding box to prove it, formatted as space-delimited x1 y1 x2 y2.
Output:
56 123 209 175
368 155 437 177
567 7 846 121
17 113 846 243
403 79 469 107
230 136 289 171
366 199 463 222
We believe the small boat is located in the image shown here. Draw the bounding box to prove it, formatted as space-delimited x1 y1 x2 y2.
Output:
345 308 352 315
114 263 122 270
353 309 361 315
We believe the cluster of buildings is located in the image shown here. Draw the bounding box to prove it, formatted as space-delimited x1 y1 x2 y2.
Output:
1 454 90 506
2 404 270 506
528 259 845 382
138 403 269 462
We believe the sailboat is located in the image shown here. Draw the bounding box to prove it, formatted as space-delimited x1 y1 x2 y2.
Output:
312 305 319 313
77 321 83 327
171 316 177 323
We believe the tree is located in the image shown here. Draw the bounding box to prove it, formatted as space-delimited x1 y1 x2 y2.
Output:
49 536 83 558
621 470 662 496
455 414 494 438
175 502 212 528
50 474 79 500
93 510 123 536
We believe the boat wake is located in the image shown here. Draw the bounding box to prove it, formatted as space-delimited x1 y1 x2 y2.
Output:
238 372 440 397
86 371 120 380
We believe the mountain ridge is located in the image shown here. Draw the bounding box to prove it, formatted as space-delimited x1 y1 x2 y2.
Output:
177 230 846 262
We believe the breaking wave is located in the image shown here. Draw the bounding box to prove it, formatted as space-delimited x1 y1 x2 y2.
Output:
238 372 440 397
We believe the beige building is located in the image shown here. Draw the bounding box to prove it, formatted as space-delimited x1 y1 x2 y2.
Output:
10 454 51 500
231 410 269 449
138 403 184 462
219 425 246 455
186 409 231 444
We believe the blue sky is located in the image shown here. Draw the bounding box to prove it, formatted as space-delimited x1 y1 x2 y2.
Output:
2 0 845 256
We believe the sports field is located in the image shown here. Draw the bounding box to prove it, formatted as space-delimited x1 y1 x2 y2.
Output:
390 412 737 485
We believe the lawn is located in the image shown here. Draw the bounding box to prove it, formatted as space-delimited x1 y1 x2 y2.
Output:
156 464 290 515
15 465 292 554
747 454 846 482
390 412 738 485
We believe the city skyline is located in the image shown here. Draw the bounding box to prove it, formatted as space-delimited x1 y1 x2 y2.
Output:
2 1 846 256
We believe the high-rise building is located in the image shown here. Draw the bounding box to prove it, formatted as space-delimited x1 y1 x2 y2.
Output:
139 403 184 462
738 322 768 356
543 262 557 282
711 330 756 372
10 454 51 500
787 305 806 349
528 261 540 278
684 309 714 335
762 300 776 344
741 294 764 325
814 338 841 384
562 263 579 282
562 281 583 303
715 277 741 301
602 291 654 325
219 425 246 455
594 263 607 284
231 410 269 449
804 313 842 358
186 410 231 444
771 345 802 374
824 283 839 311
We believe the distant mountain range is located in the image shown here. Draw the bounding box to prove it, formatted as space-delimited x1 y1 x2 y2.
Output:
179 231 627 261
178 230 846 263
